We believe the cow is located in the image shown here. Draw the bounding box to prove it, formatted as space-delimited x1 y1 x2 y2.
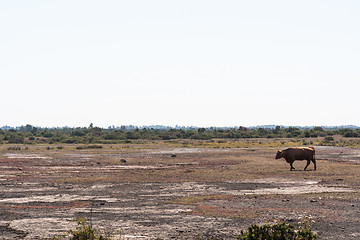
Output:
275 147 316 171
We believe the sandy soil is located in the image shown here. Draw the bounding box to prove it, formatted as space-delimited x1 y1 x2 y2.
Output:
0 143 359 239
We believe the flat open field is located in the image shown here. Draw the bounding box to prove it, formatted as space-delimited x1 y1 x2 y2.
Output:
0 139 359 239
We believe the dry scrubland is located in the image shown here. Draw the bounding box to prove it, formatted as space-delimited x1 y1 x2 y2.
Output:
0 138 359 239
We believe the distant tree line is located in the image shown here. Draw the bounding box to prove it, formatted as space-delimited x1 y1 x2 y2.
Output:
0 124 359 144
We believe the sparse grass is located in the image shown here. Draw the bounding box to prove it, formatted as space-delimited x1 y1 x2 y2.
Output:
47 218 118 240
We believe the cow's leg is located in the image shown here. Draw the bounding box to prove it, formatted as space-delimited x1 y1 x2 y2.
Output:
304 159 310 170
312 159 317 171
290 162 295 171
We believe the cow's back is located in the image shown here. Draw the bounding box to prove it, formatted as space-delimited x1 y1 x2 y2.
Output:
283 147 315 160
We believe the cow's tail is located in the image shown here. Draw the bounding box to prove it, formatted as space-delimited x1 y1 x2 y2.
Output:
309 146 315 160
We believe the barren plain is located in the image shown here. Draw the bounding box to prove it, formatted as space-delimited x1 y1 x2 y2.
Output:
0 139 359 239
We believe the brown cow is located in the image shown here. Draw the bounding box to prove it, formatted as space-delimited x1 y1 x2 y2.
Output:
275 147 316 171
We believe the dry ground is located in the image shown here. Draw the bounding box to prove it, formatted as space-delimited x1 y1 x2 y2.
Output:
0 140 359 239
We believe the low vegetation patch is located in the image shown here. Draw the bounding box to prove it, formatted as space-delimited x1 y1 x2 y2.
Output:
76 145 103 150
48 218 117 240
236 217 317 240
6 146 28 151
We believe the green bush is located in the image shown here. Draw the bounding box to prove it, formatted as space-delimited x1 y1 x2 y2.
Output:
324 136 334 141
48 218 114 240
8 135 25 144
236 217 317 240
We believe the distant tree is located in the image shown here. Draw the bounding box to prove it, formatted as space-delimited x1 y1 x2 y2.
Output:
314 126 323 132
198 128 206 133
31 127 38 135
19 124 34 132
238 126 248 131
286 127 299 133
343 130 358 137
71 129 87 137
8 134 24 144
303 130 311 138
41 130 54 138
272 126 281 134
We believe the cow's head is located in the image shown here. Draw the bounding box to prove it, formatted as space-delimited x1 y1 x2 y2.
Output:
275 150 283 159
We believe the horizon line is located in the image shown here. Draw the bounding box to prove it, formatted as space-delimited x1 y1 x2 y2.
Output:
1 124 359 130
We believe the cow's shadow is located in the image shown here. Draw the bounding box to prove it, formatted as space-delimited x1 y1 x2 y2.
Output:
290 169 316 172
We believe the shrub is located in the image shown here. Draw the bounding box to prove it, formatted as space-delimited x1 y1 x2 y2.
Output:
86 145 103 149
343 131 358 138
63 137 77 144
236 217 317 240
48 218 114 240
7 146 22 151
8 135 25 144
324 136 334 141
320 136 336 146
76 145 103 150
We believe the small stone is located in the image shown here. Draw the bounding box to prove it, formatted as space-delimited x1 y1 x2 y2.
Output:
120 159 127 163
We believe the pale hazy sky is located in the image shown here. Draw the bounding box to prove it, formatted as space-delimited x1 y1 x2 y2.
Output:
1 1 360 128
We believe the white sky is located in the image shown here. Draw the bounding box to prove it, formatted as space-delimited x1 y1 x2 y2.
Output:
1 1 360 128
